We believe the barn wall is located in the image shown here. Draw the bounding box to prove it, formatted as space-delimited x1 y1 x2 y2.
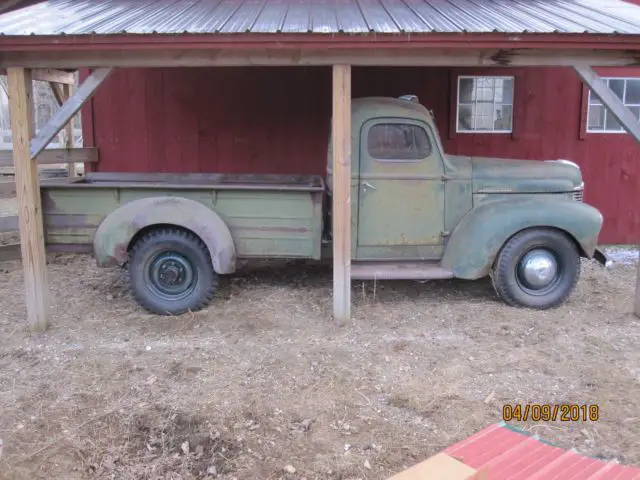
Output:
84 66 640 244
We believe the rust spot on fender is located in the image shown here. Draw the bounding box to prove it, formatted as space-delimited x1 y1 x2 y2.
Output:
114 243 128 262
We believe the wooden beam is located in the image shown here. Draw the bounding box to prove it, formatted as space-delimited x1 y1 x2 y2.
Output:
48 82 64 106
7 67 49 332
1 48 640 69
0 148 99 167
332 64 351 323
573 66 640 319
30 67 112 160
33 69 76 85
574 66 640 140
62 83 76 177
1 68 76 84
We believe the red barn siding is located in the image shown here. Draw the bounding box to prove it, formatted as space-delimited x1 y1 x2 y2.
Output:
83 66 640 244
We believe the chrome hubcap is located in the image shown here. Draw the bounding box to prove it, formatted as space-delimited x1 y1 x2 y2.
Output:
517 249 559 290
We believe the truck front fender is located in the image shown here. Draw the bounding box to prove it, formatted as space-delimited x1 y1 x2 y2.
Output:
441 197 603 279
93 196 236 274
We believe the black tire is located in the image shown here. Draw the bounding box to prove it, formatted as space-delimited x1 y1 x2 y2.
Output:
128 227 218 315
491 228 580 309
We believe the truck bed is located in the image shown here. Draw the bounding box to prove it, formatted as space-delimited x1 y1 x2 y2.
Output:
40 172 325 260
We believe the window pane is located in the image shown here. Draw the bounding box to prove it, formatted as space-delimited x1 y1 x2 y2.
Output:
604 111 623 131
458 104 473 131
629 105 640 120
368 124 432 160
496 78 514 104
625 79 640 104
609 79 625 100
477 83 493 102
459 78 475 103
496 105 513 131
589 91 602 106
474 102 494 130
588 105 605 130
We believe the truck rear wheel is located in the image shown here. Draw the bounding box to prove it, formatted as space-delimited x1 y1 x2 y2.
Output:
491 228 580 309
128 227 218 315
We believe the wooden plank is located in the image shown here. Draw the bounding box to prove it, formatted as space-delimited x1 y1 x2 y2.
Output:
573 66 640 318
0 181 16 197
63 83 76 177
7 67 49 332
332 64 351 323
0 215 19 233
33 69 75 84
1 48 640 69
30 67 112 160
0 243 22 262
48 82 64 106
1 68 76 84
0 148 99 167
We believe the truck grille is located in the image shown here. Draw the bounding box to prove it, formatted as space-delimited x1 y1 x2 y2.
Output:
572 189 584 202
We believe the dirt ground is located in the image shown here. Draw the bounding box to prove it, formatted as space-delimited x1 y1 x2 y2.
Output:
0 247 639 480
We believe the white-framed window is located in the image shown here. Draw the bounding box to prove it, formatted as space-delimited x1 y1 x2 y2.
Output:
587 77 640 133
456 76 514 133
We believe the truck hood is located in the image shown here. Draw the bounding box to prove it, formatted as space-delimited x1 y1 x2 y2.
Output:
462 156 583 194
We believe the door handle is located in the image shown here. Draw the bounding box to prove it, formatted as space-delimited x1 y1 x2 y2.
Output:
361 181 377 191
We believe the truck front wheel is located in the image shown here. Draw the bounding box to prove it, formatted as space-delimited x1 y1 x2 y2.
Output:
128 227 218 315
491 228 580 309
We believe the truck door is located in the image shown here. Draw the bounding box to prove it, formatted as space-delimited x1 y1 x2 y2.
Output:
356 118 445 260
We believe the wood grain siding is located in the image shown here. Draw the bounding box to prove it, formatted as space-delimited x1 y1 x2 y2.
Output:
84 66 640 244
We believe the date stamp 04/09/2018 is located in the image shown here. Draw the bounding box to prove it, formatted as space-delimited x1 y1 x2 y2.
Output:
502 404 600 422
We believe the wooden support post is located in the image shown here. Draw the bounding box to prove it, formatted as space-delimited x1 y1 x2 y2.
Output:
63 84 76 177
332 64 351 323
573 66 640 318
7 68 49 332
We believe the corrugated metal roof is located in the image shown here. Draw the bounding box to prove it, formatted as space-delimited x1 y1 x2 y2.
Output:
1 0 640 36
443 423 640 479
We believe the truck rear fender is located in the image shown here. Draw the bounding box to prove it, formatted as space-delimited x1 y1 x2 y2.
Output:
93 196 236 274
441 197 603 279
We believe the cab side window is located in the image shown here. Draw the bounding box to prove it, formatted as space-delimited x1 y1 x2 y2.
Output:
367 124 432 160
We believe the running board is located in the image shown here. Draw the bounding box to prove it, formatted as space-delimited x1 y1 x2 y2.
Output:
350 261 454 280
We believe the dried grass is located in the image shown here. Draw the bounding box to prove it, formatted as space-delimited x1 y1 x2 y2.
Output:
0 254 639 479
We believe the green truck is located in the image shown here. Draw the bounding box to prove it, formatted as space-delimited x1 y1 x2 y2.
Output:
39 95 607 315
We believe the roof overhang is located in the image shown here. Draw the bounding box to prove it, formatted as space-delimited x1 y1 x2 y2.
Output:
2 32 640 69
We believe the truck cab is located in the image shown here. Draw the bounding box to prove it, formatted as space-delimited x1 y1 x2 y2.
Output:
327 95 606 309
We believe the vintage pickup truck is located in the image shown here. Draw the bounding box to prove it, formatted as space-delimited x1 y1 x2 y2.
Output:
38 95 606 315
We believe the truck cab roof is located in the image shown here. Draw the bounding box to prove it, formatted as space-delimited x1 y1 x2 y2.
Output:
351 96 434 127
